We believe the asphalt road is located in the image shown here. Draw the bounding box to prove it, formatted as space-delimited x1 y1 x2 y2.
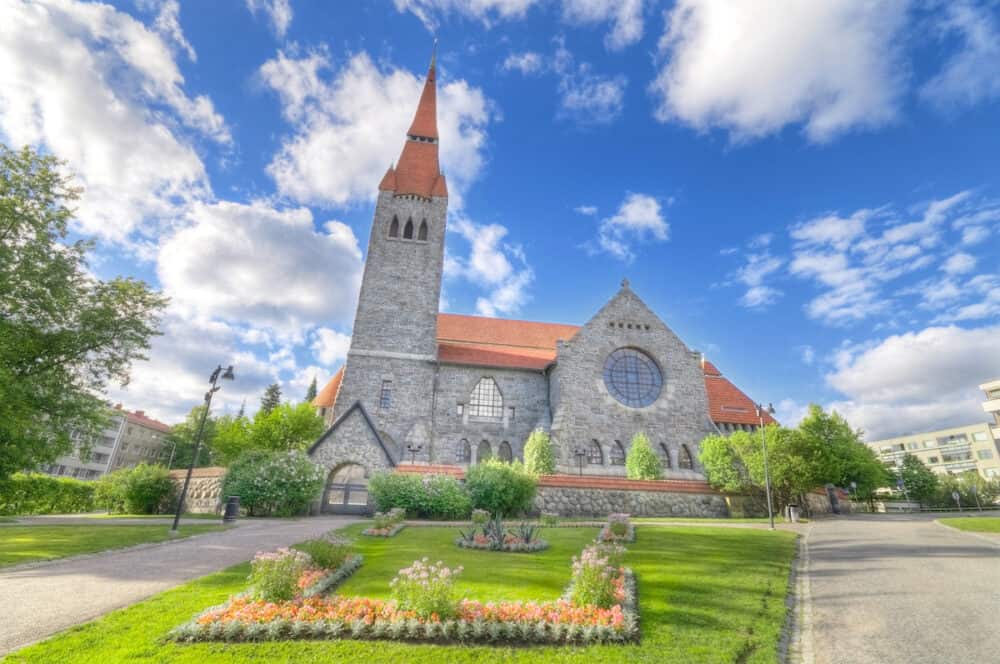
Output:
0 516 357 655
806 514 999 664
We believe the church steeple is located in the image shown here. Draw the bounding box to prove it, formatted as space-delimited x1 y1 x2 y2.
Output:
380 45 447 199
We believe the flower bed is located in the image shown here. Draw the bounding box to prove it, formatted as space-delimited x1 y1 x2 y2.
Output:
362 523 406 538
298 554 364 598
455 533 549 553
597 514 635 543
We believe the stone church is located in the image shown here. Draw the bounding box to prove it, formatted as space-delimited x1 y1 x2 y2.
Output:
309 54 774 513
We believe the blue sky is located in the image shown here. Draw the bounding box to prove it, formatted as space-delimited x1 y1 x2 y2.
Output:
2 0 999 439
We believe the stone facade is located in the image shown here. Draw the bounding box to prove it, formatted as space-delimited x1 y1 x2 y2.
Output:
534 485 728 518
169 467 226 514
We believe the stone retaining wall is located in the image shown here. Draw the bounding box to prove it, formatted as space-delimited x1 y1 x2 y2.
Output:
533 484 728 518
168 467 226 514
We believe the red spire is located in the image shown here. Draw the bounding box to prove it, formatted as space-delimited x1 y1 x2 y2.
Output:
390 46 445 199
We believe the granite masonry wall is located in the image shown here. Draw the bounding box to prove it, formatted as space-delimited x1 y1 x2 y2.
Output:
169 467 226 514
533 482 728 518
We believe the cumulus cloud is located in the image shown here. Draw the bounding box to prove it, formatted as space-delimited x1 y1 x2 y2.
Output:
448 216 534 317
553 41 627 124
651 0 909 142
261 50 492 208
737 253 784 308
921 0 1000 110
157 201 363 340
246 0 293 38
589 193 668 262
502 51 544 75
941 252 977 275
825 325 1000 439
561 0 645 50
575 204 598 216
393 0 536 29
311 327 352 366
0 0 229 242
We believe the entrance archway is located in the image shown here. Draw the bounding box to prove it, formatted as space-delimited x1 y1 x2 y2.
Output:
323 463 369 514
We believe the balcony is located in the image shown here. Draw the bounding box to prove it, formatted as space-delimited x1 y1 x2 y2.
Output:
983 398 1000 414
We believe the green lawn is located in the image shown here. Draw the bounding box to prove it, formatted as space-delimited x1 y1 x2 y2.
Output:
0 524 226 567
85 513 223 520
6 524 797 663
938 516 1000 533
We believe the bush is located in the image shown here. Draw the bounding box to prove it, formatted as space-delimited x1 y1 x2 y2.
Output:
249 548 313 602
0 473 96 515
523 429 555 475
221 450 325 517
95 464 174 514
465 459 537 517
625 432 662 480
368 472 471 520
294 533 352 570
390 558 462 619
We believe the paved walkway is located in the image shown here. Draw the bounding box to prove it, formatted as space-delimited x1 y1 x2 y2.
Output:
803 514 999 664
0 516 357 655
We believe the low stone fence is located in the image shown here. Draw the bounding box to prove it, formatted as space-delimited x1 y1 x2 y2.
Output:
168 466 226 514
533 475 728 518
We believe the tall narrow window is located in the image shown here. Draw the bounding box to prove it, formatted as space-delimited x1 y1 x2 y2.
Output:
498 441 512 462
457 439 471 463
403 218 414 239
468 377 503 419
379 380 392 410
610 440 626 466
588 440 603 465
418 220 428 241
679 444 694 470
389 216 399 237
660 443 672 469
477 440 492 462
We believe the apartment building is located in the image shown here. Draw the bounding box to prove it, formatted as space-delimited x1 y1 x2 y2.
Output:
867 421 1000 480
981 378 1000 441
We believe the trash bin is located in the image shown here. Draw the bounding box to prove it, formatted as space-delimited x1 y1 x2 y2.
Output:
787 504 800 523
223 495 240 524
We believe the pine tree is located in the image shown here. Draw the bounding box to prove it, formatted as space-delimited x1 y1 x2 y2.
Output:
523 429 555 475
236 399 246 419
305 375 318 402
260 383 282 415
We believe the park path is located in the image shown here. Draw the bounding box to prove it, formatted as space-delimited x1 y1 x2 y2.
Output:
0 516 357 655
802 514 999 664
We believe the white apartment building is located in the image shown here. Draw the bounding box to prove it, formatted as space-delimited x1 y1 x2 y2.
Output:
867 421 1000 480
981 378 1000 441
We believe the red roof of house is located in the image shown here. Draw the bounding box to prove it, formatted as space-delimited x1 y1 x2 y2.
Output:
118 407 171 433
314 313 773 426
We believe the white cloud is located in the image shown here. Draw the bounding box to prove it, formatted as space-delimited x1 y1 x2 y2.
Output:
575 204 598 216
261 50 492 208
736 252 784 308
561 0 645 50
651 0 908 142
448 216 534 317
0 0 229 242
921 1 1000 110
148 0 195 61
157 201 363 340
553 41 627 124
825 325 1000 440
393 0 536 29
311 327 352 366
502 51 544 75
589 192 668 262
245 0 293 38
800 346 815 365
941 252 977 275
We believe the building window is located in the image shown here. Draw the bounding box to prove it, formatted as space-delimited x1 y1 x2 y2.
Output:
389 216 400 237
418 220 428 241
498 441 513 462
972 432 989 442
928 456 939 464
587 440 603 465
456 403 464 416
457 439 471 463
922 440 935 448
977 449 994 460
906 442 919 450
610 440 626 466
379 380 392 409
603 348 662 408
660 443 672 469
477 440 492 462
678 444 694 470
403 218 414 239
468 377 503 419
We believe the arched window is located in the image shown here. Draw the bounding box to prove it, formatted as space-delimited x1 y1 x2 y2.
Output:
418 220 428 241
498 441 512 462
660 443 672 469
477 440 492 462
403 218 414 239
610 440 626 466
468 377 503 419
679 444 694 470
389 216 399 237
587 440 603 465
456 439 471 463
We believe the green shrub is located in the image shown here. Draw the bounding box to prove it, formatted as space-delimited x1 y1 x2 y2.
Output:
390 558 462 619
465 459 537 517
625 432 662 480
94 464 174 514
294 534 351 570
249 548 313 602
221 450 325 517
368 472 471 520
0 473 96 515
523 429 555 475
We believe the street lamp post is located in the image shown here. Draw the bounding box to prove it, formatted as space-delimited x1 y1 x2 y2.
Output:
755 402 777 531
171 365 234 534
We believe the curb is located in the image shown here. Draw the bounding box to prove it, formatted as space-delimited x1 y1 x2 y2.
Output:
781 525 815 664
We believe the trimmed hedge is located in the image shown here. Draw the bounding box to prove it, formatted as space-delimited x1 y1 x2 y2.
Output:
368 472 471 520
0 472 96 515
465 459 537 517
95 463 175 514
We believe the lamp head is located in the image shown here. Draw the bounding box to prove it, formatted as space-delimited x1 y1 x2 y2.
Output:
222 365 235 381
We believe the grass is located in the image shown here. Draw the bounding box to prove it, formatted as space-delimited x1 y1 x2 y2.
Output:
0 524 226 568
938 516 1000 533
84 513 223 520
6 524 797 663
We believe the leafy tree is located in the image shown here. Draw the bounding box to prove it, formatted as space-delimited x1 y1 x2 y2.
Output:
625 432 662 480
260 383 282 415
932 472 1000 508
0 144 167 479
305 376 318 402
249 402 325 454
212 414 253 465
523 429 555 476
166 405 218 469
896 454 938 505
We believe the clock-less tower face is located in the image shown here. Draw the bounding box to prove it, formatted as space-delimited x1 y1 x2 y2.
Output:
602 347 663 408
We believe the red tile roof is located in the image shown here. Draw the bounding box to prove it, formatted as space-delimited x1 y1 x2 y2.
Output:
704 360 777 426
407 64 438 139
312 366 344 410
383 62 444 199
378 166 396 191
117 407 171 433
